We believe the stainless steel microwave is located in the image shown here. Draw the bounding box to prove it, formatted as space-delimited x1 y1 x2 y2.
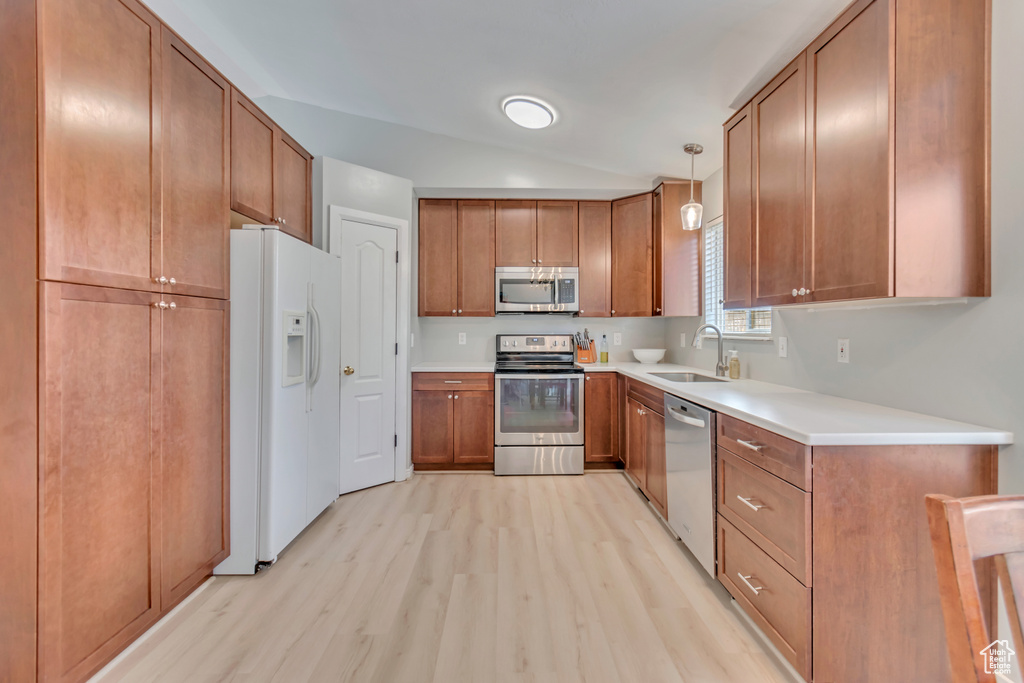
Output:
495 267 579 314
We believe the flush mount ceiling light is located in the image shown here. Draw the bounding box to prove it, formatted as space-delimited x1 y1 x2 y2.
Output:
502 96 555 129
681 143 704 231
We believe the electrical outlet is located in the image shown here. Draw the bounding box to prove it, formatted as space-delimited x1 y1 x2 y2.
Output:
410 333 415 348
778 336 788 358
838 338 850 363
612 332 622 346
458 332 467 345
695 335 703 350
679 333 686 347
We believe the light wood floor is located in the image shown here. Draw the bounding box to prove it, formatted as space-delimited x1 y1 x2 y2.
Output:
95 473 793 683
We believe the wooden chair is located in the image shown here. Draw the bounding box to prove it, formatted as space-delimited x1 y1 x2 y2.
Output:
926 494 1024 682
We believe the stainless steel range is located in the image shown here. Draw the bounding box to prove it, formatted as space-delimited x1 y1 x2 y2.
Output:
493 334 584 475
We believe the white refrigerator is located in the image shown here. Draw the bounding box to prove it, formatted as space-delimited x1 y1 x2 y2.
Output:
215 226 342 575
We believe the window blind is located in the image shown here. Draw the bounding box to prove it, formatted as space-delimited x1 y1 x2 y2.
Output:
703 219 772 334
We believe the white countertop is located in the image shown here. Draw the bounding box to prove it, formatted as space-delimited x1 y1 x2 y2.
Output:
412 361 495 373
587 362 1013 447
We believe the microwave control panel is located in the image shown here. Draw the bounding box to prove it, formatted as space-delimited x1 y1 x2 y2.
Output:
557 279 576 304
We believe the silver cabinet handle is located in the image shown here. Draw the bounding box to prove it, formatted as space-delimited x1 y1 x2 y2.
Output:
448 394 453 399
538 259 542 263
738 573 763 596
444 380 462 384
655 307 661 313
792 289 799 297
736 439 763 452
798 287 807 296
168 301 176 310
458 309 462 313
611 310 616 315
169 277 176 285
454 394 459 399
585 376 591 381
451 309 456 314
153 301 166 309
737 495 764 512
157 276 168 284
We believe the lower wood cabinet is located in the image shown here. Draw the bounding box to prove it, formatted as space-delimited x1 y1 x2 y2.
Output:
624 379 667 519
38 284 228 683
715 413 997 682
412 373 494 467
583 372 618 462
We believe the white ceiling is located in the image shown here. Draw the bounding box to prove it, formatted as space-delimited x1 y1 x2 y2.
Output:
151 0 850 181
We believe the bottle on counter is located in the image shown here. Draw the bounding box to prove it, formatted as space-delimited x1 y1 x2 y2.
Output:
600 335 609 364
728 350 740 379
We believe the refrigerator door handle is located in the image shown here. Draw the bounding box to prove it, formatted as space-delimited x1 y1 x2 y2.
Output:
310 303 323 387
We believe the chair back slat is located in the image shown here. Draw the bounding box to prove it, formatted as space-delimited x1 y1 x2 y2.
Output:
963 497 1024 559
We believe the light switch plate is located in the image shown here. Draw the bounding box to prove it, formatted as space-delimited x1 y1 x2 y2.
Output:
838 338 849 363
612 332 622 346
778 336 788 358
458 332 467 345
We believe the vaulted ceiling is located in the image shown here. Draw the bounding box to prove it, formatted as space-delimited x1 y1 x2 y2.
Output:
148 0 850 180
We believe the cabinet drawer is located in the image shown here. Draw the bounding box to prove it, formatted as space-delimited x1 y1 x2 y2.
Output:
718 449 810 584
718 516 811 680
718 414 811 490
626 378 664 415
412 373 493 392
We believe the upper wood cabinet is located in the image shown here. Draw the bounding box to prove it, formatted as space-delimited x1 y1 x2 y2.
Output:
723 105 754 310
725 0 990 306
160 29 230 300
494 200 536 266
230 90 313 244
578 201 612 317
418 199 458 316
611 193 653 317
38 0 162 294
653 182 702 317
494 200 578 267
752 54 808 308
457 201 496 316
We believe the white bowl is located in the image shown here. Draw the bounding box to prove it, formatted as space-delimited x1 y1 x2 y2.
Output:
632 348 666 364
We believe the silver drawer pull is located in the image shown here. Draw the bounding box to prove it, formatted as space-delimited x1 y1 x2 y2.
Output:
736 439 763 452
443 380 462 384
738 573 763 596
737 495 764 512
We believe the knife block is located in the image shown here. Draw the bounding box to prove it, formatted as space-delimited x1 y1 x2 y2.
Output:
576 347 596 364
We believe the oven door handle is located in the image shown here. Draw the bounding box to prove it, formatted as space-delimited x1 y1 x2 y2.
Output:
495 374 582 380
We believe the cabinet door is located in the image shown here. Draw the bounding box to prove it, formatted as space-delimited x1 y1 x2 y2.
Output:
418 200 458 316
38 283 160 683
161 29 230 300
412 391 454 464
159 296 228 609
723 104 755 310
617 373 628 464
536 201 578 267
611 193 653 317
230 91 275 224
645 409 668 518
453 391 494 464
753 54 808 307
495 200 536 266
578 201 612 317
457 200 495 316
806 0 892 303
625 397 646 488
655 182 702 317
275 130 313 244
584 373 618 462
39 0 161 293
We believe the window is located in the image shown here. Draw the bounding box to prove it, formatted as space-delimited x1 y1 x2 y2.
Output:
703 219 772 335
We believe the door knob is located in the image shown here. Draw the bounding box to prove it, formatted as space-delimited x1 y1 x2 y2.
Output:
343 366 355 375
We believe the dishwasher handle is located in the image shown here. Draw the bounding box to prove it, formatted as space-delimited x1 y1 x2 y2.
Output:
667 406 706 429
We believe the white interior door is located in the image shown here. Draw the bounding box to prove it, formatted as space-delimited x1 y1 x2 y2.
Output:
336 220 398 494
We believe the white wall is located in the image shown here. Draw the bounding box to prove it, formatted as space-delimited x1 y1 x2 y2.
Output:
668 0 1024 499
313 157 414 249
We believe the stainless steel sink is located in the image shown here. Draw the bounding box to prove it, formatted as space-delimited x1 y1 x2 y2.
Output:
650 372 726 383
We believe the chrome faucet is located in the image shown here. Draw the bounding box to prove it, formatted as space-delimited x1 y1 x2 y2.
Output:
693 323 728 377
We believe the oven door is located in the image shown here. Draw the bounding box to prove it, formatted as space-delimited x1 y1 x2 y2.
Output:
495 374 584 446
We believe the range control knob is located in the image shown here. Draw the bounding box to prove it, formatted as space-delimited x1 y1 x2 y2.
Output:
502 340 509 347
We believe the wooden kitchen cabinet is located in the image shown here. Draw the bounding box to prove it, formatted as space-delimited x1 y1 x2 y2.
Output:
536 201 578 267
624 379 667 519
457 201 496 316
495 200 536 266
723 104 754 310
752 53 808 308
653 181 702 317
38 0 163 294
418 199 458 316
611 193 653 317
38 284 162 683
230 90 313 244
724 0 990 307
160 28 230 300
584 372 619 463
578 201 612 317
412 373 494 466
625 397 646 486
644 410 667 518
159 295 229 609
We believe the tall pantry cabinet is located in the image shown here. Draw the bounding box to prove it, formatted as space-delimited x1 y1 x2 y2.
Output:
3 0 231 681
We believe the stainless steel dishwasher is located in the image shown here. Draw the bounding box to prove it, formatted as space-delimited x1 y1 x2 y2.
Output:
664 394 716 577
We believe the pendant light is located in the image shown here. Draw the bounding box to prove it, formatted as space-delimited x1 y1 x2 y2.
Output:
681 143 704 231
